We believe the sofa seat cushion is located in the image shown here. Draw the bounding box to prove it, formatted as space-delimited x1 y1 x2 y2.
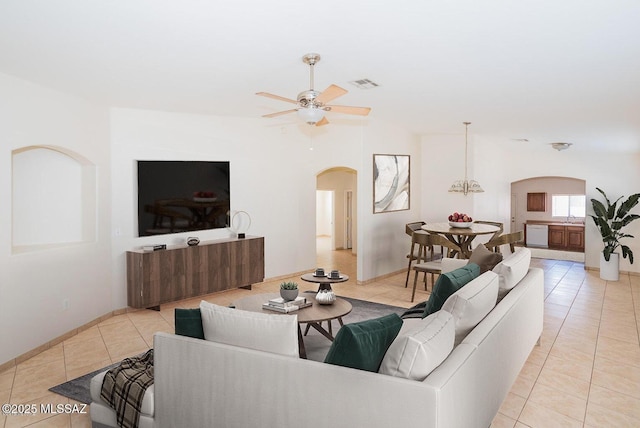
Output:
379 311 455 381
324 313 403 372
442 271 499 345
174 308 204 339
90 370 155 418
492 248 531 301
423 263 481 317
199 300 299 357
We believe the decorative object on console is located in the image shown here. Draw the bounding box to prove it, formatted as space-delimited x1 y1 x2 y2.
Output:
448 122 484 195
280 281 299 301
230 210 251 239
186 237 200 246
373 154 410 213
256 53 371 126
315 288 336 305
590 187 640 280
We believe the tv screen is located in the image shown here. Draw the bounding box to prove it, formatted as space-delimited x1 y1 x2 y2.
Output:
137 160 230 237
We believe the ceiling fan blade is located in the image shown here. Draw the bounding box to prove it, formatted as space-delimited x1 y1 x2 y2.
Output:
315 117 329 127
315 84 348 104
326 105 372 116
256 92 298 104
262 109 297 118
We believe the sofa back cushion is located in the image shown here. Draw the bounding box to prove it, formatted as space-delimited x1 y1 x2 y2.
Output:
441 271 499 345
492 248 531 301
199 300 299 357
324 313 403 372
379 311 455 381
423 263 481 317
174 308 205 339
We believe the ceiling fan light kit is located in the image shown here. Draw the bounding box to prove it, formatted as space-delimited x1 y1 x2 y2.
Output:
256 53 371 126
449 121 484 196
551 142 572 151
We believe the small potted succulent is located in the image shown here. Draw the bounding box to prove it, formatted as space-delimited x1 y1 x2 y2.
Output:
279 281 299 301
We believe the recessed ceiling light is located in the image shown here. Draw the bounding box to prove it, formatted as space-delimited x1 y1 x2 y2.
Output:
349 79 379 89
511 138 529 142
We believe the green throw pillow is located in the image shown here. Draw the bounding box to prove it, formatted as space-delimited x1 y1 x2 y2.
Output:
423 263 480 317
175 308 205 339
324 313 403 372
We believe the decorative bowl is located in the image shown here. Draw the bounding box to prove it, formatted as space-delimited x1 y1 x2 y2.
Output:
449 221 472 228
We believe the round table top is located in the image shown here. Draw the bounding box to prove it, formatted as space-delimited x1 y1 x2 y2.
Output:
422 222 501 236
300 272 350 284
232 292 352 323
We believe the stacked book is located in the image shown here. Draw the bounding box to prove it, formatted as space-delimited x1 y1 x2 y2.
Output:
262 296 312 313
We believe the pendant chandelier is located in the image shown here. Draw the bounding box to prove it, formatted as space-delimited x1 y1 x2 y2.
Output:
448 121 484 195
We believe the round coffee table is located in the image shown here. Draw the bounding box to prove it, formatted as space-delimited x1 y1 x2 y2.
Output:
232 292 352 359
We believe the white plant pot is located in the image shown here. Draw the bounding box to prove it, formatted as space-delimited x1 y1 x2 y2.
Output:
600 252 620 281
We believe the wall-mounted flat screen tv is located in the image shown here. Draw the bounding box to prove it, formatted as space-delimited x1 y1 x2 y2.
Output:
137 160 230 237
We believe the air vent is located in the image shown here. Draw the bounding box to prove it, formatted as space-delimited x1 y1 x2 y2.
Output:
349 79 379 89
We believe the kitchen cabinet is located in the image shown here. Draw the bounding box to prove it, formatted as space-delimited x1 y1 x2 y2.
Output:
527 193 546 212
548 225 566 249
547 225 584 252
566 226 585 252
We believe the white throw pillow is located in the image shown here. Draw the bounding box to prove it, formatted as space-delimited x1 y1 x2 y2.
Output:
199 300 299 357
379 311 454 381
492 247 531 300
442 271 499 345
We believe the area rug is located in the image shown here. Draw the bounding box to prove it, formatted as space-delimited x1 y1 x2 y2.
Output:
49 296 406 404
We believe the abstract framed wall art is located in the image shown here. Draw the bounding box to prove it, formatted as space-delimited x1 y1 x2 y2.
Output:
373 154 410 213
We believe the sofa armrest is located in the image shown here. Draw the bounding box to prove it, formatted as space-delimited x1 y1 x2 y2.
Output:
441 258 468 273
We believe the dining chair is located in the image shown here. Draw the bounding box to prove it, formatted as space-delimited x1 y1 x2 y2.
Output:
405 221 426 236
473 220 504 240
404 222 446 288
485 230 525 254
410 232 459 302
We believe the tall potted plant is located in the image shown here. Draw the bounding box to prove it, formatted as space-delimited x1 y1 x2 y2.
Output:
590 188 640 280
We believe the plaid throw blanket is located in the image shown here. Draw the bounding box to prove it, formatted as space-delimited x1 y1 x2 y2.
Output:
100 349 154 428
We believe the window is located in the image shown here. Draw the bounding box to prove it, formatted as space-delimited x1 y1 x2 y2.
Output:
552 194 586 218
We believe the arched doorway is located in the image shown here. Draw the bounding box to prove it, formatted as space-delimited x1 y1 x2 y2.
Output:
316 167 357 273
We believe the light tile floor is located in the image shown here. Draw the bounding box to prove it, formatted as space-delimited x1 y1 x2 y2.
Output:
1 241 639 427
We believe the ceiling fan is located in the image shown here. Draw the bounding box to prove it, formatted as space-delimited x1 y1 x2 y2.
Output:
256 53 372 126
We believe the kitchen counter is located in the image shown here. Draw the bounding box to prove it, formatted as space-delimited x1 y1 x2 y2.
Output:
526 220 585 227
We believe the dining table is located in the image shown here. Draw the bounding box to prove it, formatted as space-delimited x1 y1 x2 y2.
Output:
421 222 502 259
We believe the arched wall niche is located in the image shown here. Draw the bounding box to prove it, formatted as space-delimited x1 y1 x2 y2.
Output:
11 145 97 253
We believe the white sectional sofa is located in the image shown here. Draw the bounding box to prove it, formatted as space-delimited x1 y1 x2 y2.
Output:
91 249 543 428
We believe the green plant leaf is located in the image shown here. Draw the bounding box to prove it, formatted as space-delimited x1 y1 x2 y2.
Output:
591 198 608 219
621 245 634 264
616 193 640 219
621 214 640 227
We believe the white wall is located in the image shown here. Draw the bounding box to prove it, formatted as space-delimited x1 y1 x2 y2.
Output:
421 133 640 273
110 110 421 308
0 73 112 365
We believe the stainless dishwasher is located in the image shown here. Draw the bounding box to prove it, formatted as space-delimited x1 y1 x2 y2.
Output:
526 224 548 248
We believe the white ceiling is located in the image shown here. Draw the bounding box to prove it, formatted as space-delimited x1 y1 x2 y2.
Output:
1 0 639 151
